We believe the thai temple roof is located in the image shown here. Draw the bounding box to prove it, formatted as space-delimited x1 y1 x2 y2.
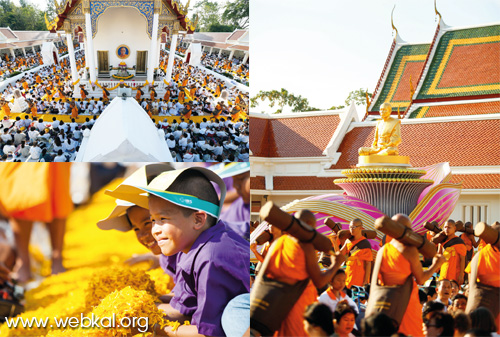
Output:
367 20 500 119
369 42 430 115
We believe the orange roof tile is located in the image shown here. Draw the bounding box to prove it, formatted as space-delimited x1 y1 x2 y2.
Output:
250 176 266 190
250 115 341 157
273 176 343 190
330 119 500 169
415 25 500 101
409 101 500 118
449 174 500 189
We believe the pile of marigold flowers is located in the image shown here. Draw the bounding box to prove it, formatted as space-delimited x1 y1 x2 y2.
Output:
0 178 178 337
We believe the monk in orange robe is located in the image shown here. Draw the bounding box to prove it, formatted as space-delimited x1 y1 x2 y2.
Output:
22 80 29 91
164 89 170 102
340 219 373 288
36 75 41 84
263 210 344 337
460 227 478 266
465 241 500 333
30 103 38 118
135 87 143 101
1 101 11 117
178 90 185 104
80 86 86 100
376 214 445 337
71 103 78 119
0 163 73 282
439 220 466 285
150 87 156 101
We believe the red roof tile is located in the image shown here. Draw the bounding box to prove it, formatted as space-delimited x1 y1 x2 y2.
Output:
449 174 500 189
250 176 266 190
227 30 246 41
330 119 500 169
250 115 341 158
438 42 500 88
273 176 343 190
0 28 17 39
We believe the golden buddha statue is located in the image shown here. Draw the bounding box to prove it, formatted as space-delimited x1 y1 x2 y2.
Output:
359 102 401 156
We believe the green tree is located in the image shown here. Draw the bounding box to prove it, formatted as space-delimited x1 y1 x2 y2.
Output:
345 88 372 106
191 0 223 32
207 23 234 32
0 0 46 30
251 88 317 114
222 0 248 29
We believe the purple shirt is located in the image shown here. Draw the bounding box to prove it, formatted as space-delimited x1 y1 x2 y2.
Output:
219 196 250 240
169 220 249 336
159 253 177 278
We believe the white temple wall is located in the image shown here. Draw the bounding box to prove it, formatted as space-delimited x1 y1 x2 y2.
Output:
93 7 150 72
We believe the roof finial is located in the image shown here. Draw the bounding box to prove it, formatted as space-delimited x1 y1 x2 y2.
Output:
391 5 398 40
434 0 442 23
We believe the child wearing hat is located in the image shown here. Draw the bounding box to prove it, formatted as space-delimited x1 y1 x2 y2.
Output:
105 166 249 336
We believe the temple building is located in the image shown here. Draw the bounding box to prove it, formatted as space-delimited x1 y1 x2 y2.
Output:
250 18 500 225
182 30 249 64
45 0 197 93
0 28 64 59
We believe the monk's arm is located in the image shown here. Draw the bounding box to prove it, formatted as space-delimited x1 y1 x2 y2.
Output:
459 254 465 285
406 246 444 285
363 261 372 285
469 234 479 248
302 243 344 289
250 243 265 263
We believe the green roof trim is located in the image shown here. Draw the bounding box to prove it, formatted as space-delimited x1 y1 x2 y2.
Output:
370 43 430 112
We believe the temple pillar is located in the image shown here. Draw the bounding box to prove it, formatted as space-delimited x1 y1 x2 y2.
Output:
147 12 159 83
165 33 178 83
209 47 213 54
242 52 249 64
66 32 78 83
84 12 96 83
218 49 222 57
228 50 235 61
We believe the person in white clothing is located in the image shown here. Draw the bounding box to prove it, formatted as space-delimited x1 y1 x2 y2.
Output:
318 269 359 315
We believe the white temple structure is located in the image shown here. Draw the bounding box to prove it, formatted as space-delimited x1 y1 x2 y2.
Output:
45 0 197 93
76 96 173 161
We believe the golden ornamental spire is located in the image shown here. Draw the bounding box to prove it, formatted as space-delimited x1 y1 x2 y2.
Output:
434 0 442 23
391 5 398 40
409 75 415 100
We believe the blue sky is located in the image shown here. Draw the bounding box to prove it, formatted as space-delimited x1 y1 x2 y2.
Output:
250 0 500 111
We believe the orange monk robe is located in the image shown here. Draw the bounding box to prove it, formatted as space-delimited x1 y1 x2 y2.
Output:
36 75 41 84
150 90 156 101
465 244 500 333
31 105 38 118
80 88 86 100
460 233 474 260
178 90 185 104
345 236 373 289
231 106 242 122
22 81 29 90
266 235 317 337
71 106 78 119
203 76 208 87
439 235 466 282
478 239 487 251
0 163 73 222
135 89 142 101
183 107 192 120
102 89 109 101
174 73 180 82
145 105 152 118
2 104 11 117
164 90 170 102
215 84 221 97
190 87 196 98
213 104 223 118
378 243 423 337
182 78 188 87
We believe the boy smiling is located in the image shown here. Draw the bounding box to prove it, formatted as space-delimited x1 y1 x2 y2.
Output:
107 167 249 336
